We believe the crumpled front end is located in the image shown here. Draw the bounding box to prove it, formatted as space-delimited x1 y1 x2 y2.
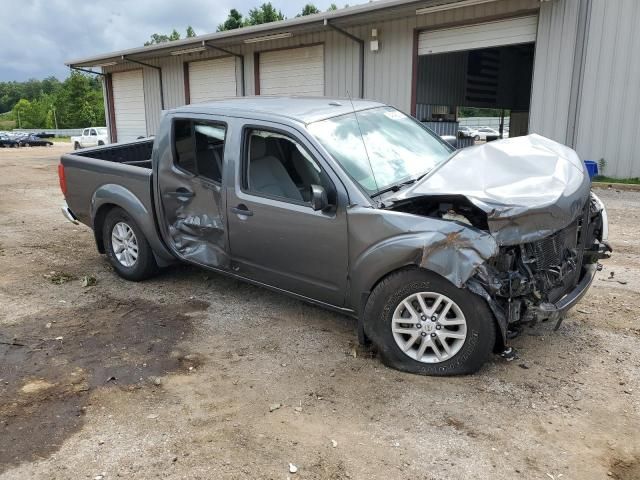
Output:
385 135 612 342
466 192 611 340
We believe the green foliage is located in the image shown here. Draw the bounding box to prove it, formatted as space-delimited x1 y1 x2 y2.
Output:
593 176 640 185
458 107 509 118
298 4 320 16
6 71 104 129
244 2 285 26
327 3 338 11
144 27 195 46
217 9 244 31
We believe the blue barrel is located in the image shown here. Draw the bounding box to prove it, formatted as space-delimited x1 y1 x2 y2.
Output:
584 160 599 179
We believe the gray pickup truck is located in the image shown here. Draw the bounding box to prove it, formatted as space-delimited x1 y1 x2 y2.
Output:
59 97 611 376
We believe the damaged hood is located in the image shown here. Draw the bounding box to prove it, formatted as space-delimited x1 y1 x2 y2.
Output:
389 134 592 245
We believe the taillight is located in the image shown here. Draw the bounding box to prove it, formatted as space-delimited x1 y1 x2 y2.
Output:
58 163 67 196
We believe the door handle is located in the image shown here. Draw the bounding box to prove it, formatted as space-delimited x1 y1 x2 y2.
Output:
165 188 194 200
231 204 253 217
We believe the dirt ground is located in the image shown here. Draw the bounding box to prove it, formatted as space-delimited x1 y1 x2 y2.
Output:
1 144 638 480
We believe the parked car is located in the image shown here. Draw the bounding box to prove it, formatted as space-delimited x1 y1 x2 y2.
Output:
17 134 53 147
0 133 20 148
472 127 501 141
457 126 475 138
35 132 55 138
58 98 611 376
71 127 109 150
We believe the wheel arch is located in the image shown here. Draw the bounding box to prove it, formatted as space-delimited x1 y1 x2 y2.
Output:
90 184 174 263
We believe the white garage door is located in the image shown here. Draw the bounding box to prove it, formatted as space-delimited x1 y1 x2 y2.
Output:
112 70 146 142
259 45 324 96
418 15 538 55
188 57 237 103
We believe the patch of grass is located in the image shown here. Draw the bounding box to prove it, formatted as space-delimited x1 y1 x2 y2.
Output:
593 176 640 185
0 119 16 130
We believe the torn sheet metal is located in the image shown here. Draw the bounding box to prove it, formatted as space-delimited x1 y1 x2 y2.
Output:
163 186 229 268
387 134 592 245
347 207 498 291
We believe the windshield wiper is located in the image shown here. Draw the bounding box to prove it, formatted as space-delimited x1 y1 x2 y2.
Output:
370 170 431 199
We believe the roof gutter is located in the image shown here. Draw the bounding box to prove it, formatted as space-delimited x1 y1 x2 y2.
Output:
204 41 246 96
324 19 365 98
122 56 164 109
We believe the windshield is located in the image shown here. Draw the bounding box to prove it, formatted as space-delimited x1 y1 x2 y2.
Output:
307 106 452 195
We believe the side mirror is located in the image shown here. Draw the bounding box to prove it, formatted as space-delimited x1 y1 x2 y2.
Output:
309 184 329 211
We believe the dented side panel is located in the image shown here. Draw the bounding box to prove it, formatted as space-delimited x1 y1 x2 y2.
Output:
153 113 230 269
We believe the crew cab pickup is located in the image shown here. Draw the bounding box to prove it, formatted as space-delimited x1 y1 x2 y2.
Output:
59 97 611 376
71 127 109 150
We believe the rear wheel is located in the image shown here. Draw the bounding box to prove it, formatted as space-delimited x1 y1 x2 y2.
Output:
474 135 480 141
364 269 496 376
103 208 157 281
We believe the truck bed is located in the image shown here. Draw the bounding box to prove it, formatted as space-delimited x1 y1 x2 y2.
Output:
60 139 155 228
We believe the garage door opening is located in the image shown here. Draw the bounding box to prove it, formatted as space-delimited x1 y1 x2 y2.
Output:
414 16 536 148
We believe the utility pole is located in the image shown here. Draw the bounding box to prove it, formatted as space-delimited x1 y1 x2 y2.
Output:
53 108 58 129
17 110 21 129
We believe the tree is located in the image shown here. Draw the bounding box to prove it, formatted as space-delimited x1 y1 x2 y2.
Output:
144 28 195 46
217 9 244 31
327 3 338 11
244 3 285 26
298 4 320 16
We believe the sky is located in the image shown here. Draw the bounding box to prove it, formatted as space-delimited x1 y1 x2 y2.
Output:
0 0 366 82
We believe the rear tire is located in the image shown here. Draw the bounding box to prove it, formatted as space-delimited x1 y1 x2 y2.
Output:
102 207 157 281
474 135 480 141
364 269 496 376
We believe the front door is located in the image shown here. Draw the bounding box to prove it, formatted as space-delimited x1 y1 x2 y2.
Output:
156 115 229 268
227 124 348 307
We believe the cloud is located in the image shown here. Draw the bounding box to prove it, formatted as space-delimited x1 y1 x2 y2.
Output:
0 0 361 81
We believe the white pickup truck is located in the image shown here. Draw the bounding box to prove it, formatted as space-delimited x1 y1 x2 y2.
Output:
71 127 109 150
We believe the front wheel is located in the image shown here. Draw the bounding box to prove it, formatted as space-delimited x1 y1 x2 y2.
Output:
474 135 480 141
103 207 158 281
364 269 496 376
74 142 80 150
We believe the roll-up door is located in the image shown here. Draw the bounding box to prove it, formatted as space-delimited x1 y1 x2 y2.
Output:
188 57 237 103
112 70 147 142
418 16 538 55
258 45 324 96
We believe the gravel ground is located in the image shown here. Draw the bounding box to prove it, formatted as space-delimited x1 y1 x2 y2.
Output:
0 144 638 480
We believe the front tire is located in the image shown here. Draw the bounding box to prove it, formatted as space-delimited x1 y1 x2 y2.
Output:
74 142 80 150
103 207 157 281
364 269 496 376
474 135 480 141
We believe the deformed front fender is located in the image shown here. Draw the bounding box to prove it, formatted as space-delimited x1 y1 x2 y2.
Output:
91 183 174 263
349 209 499 313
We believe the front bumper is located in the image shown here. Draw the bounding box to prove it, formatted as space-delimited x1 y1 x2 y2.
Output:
540 263 598 330
61 202 78 224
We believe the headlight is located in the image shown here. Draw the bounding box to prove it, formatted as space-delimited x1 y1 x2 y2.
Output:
591 192 609 242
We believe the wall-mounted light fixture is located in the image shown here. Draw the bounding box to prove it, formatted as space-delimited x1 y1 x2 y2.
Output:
243 32 293 43
416 0 497 15
170 46 206 56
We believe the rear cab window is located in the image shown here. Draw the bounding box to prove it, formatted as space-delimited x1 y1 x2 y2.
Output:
173 119 226 183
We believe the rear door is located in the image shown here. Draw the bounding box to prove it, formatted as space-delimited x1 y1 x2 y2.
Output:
156 114 229 268
226 121 348 306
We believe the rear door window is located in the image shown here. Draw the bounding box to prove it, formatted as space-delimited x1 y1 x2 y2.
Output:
173 119 226 183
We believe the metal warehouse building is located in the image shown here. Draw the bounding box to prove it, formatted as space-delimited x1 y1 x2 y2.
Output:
67 0 640 177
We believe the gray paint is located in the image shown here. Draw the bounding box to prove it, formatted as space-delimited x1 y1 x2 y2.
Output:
529 0 582 144
573 0 640 178
59 98 606 351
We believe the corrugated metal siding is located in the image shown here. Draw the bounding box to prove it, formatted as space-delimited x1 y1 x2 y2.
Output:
101 0 540 135
574 0 640 177
529 0 581 144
